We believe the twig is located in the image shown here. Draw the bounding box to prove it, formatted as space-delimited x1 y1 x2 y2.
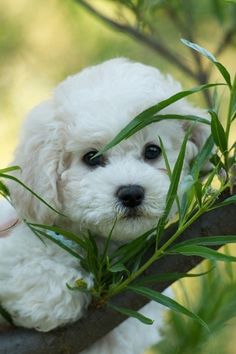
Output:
166 7 211 105
75 0 197 80
214 27 236 58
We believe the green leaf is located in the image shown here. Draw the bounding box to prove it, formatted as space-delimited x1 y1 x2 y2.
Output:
87 231 98 257
202 164 220 193
215 62 232 87
0 173 65 217
96 83 223 156
210 153 224 168
181 39 231 87
28 226 83 261
209 110 227 154
101 218 117 263
108 263 129 273
179 189 194 224
66 281 89 293
108 303 154 325
194 180 202 207
0 166 21 174
111 228 154 264
85 236 99 277
170 235 236 248
215 194 236 207
128 285 208 329
181 38 217 62
190 135 214 179
159 137 172 177
0 180 10 197
156 130 189 240
28 223 87 250
168 244 236 262
133 269 212 286
0 304 14 326
229 74 236 120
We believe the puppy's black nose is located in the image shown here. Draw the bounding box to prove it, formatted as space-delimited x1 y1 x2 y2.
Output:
116 185 145 208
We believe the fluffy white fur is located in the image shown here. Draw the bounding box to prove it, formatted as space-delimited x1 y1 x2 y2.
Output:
0 58 210 353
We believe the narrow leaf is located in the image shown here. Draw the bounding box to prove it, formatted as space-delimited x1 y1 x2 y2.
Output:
0 180 10 197
101 218 117 262
181 39 231 87
170 235 236 248
229 74 236 119
96 84 223 156
108 302 154 325
209 110 227 154
216 194 236 207
156 133 189 242
111 228 154 263
133 269 212 286
0 166 21 174
168 244 236 262
162 130 189 209
28 223 87 250
108 263 129 273
128 285 208 329
194 180 202 207
190 135 214 178
181 38 217 61
0 173 65 216
29 227 83 260
0 304 14 326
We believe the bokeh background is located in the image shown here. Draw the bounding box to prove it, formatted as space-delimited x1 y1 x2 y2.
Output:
0 1 235 353
1 0 235 167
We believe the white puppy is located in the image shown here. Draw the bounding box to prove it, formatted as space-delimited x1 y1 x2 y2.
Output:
0 58 209 353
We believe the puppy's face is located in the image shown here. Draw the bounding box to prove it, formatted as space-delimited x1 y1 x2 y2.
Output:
10 58 209 241
60 119 186 241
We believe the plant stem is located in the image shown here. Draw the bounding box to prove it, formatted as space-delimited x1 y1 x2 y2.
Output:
107 206 206 298
224 84 234 172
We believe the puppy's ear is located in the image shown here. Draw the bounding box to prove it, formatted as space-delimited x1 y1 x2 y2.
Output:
8 100 65 224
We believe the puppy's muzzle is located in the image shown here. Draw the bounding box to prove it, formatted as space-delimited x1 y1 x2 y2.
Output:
116 185 145 210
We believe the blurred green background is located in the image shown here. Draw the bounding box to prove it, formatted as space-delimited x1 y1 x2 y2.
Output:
1 0 235 166
0 1 236 353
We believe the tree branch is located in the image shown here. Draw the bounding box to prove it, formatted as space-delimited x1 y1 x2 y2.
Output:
1 190 236 354
166 7 212 106
214 27 236 58
75 0 197 80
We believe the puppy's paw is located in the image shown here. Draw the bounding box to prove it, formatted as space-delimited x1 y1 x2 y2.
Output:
1 263 92 332
0 225 93 332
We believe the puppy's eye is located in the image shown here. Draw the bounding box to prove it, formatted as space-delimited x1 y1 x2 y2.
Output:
82 151 105 167
144 144 162 160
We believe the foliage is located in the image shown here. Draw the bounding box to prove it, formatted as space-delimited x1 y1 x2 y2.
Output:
76 0 236 105
1 41 235 331
150 261 236 354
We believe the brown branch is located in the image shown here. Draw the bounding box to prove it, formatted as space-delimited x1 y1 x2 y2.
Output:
75 0 197 80
214 27 236 58
1 190 236 354
166 8 211 106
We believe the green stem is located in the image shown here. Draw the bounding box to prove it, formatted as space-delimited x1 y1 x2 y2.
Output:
107 206 206 299
107 181 228 300
224 84 234 170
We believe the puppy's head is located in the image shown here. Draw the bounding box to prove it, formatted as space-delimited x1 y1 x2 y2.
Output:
9 58 210 241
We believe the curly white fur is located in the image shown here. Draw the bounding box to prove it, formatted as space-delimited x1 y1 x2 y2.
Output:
0 58 210 353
